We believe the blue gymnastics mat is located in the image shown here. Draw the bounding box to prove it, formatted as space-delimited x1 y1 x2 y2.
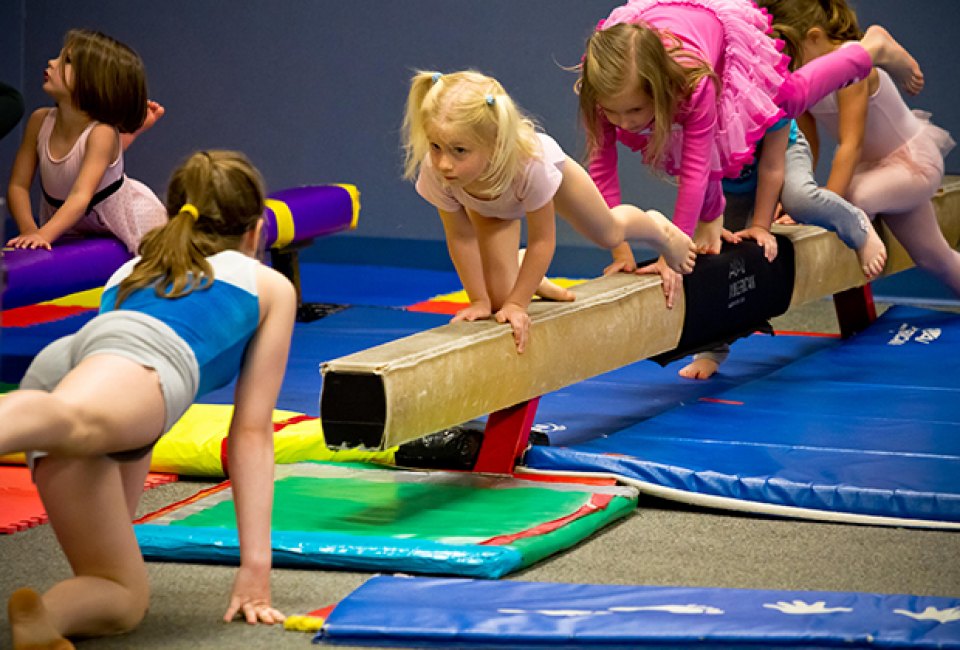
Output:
526 306 960 528
200 305 449 415
872 267 960 308
299 261 461 307
317 575 960 648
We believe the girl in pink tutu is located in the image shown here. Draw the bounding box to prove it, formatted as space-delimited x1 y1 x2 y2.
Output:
761 0 959 297
6 29 167 253
577 0 924 271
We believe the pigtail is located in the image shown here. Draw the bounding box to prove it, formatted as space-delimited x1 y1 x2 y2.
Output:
480 92 521 199
468 79 540 199
402 71 441 181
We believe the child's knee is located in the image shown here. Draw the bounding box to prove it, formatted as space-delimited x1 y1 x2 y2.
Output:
104 579 150 635
780 180 820 217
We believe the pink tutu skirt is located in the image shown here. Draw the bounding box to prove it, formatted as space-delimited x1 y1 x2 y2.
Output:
601 0 790 179
857 111 955 186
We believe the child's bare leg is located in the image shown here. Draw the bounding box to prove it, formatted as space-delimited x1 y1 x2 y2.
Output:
519 248 574 302
615 206 696 273
23 456 151 642
859 25 923 95
693 216 724 255
0 355 165 458
552 158 695 271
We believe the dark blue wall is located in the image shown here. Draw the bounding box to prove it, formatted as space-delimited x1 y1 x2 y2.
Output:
2 1 958 256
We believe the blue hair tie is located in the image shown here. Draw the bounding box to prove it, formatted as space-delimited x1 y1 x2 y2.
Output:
432 72 442 83
485 94 495 106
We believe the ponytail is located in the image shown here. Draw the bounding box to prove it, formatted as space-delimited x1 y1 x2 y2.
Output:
114 151 264 308
402 71 443 181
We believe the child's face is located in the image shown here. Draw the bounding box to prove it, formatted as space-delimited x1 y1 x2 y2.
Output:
426 122 491 194
597 85 655 134
43 49 74 101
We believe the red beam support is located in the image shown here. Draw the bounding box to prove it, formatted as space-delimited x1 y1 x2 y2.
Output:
833 284 878 339
473 397 541 475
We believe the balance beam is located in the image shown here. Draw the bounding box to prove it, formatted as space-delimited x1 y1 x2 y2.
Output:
320 226 861 453
320 178 960 470
1 183 359 311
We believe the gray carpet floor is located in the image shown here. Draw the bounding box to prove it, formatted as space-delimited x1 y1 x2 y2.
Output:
2 298 959 650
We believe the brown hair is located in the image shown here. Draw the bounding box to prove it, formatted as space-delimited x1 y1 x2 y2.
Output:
578 22 717 169
113 150 265 307
756 0 862 70
61 29 148 133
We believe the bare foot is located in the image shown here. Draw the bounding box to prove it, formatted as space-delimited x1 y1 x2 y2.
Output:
8 588 75 650
861 25 924 95
121 100 165 151
856 216 887 280
648 209 696 273
536 277 575 302
693 216 723 255
678 357 720 380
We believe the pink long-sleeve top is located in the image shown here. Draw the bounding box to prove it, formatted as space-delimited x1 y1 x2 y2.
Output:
589 4 727 236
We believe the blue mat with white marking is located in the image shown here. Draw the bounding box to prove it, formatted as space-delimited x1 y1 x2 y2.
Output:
317 575 960 648
527 306 960 528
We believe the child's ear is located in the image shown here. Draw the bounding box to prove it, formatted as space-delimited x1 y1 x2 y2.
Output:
800 26 828 65
804 26 826 46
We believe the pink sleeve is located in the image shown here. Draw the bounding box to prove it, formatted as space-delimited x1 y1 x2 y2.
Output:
587 117 622 208
673 79 720 236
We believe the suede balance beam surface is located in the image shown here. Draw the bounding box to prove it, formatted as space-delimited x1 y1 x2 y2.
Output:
321 221 886 451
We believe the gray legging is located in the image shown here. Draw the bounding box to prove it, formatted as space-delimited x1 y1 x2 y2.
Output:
697 131 872 370
780 130 870 251
723 131 869 250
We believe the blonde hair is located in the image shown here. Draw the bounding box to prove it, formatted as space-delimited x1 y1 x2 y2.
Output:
61 29 148 133
578 22 717 169
113 150 265 308
756 0 862 70
401 69 541 199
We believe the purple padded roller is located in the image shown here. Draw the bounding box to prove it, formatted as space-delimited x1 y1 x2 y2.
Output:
1 184 359 310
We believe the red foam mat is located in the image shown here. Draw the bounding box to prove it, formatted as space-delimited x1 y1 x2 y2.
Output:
0 465 178 534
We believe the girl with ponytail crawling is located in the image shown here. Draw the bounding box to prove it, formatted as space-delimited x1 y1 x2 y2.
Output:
2 150 297 648
402 69 696 353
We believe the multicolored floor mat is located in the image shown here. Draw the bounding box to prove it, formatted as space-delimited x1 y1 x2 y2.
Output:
134 461 637 578
5 262 960 530
0 465 177 534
